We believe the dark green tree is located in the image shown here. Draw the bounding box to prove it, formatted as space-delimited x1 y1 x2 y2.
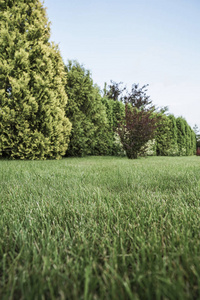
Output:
155 114 172 156
167 114 178 155
102 97 125 155
185 122 192 156
157 115 195 157
65 60 110 156
0 0 71 159
176 117 187 156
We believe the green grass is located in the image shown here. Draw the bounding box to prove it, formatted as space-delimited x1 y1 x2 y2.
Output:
0 156 200 300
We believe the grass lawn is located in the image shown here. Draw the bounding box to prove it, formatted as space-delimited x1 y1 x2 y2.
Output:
0 156 200 299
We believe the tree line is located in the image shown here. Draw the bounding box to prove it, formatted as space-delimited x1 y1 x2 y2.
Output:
0 0 197 159
65 62 196 158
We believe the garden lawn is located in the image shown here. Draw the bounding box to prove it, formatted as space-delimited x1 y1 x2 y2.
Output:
0 156 200 300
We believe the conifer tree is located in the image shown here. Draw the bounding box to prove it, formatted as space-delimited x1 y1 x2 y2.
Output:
102 97 125 155
155 114 172 156
65 60 110 156
167 115 178 155
185 122 192 156
176 117 187 156
0 0 71 159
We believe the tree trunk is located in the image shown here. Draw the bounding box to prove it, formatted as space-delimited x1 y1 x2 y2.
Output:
126 149 138 159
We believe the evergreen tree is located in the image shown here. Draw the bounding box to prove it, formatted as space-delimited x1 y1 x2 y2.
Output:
102 97 125 155
155 114 172 156
65 60 110 156
185 122 192 156
176 117 187 156
0 0 71 159
90 85 112 155
167 114 178 156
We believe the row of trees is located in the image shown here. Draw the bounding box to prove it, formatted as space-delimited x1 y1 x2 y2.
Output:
64 61 196 158
156 115 196 156
65 61 126 157
0 0 197 159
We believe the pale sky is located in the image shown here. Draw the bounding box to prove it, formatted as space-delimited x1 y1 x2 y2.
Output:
43 0 200 131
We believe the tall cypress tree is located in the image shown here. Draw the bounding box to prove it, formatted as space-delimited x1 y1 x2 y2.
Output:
176 117 187 156
102 97 125 155
65 60 110 157
0 0 71 159
155 114 172 156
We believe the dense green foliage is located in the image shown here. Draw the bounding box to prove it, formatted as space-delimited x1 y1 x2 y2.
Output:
0 0 195 160
103 82 196 158
176 117 187 155
167 114 179 155
155 115 196 156
65 61 111 156
101 97 125 155
0 0 71 159
0 1 196 160
155 114 172 156
1 156 200 299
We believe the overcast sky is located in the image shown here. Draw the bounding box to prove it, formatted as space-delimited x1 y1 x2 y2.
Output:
44 0 200 131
